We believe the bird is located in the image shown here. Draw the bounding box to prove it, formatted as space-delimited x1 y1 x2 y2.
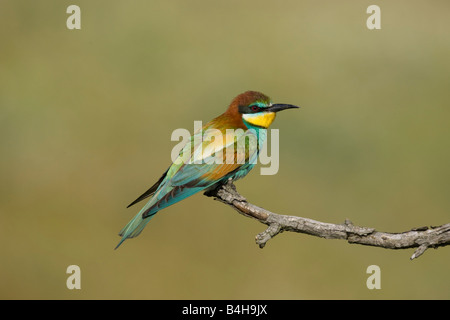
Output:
116 91 299 249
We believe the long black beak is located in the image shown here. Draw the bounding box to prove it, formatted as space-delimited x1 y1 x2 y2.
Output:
266 103 300 113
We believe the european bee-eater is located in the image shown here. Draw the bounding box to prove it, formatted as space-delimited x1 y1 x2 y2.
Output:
116 91 298 248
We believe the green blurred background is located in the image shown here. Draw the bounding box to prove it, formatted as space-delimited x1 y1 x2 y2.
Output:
1 1 449 299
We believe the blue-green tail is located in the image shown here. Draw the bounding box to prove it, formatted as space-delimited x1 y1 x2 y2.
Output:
115 183 209 249
115 210 156 249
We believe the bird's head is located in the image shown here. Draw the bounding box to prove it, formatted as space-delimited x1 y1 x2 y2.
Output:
225 91 299 129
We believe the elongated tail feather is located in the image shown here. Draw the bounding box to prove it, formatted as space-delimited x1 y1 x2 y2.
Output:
115 211 157 249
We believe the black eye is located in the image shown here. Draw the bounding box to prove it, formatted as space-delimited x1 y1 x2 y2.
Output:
251 105 259 112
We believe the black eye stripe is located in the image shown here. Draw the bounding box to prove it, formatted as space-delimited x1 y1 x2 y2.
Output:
238 104 263 114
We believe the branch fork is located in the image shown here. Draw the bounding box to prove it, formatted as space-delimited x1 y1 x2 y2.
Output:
204 180 450 260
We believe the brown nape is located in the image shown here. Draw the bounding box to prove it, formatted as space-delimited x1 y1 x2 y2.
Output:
227 91 271 112
222 91 271 128
205 91 271 131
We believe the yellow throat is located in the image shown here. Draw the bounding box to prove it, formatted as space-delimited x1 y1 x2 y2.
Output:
242 112 276 128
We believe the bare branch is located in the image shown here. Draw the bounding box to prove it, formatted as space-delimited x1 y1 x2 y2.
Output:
204 180 450 260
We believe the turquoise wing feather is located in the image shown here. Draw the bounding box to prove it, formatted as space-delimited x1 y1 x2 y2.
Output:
116 125 264 248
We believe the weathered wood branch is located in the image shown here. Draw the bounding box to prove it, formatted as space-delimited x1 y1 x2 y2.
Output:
204 180 450 260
